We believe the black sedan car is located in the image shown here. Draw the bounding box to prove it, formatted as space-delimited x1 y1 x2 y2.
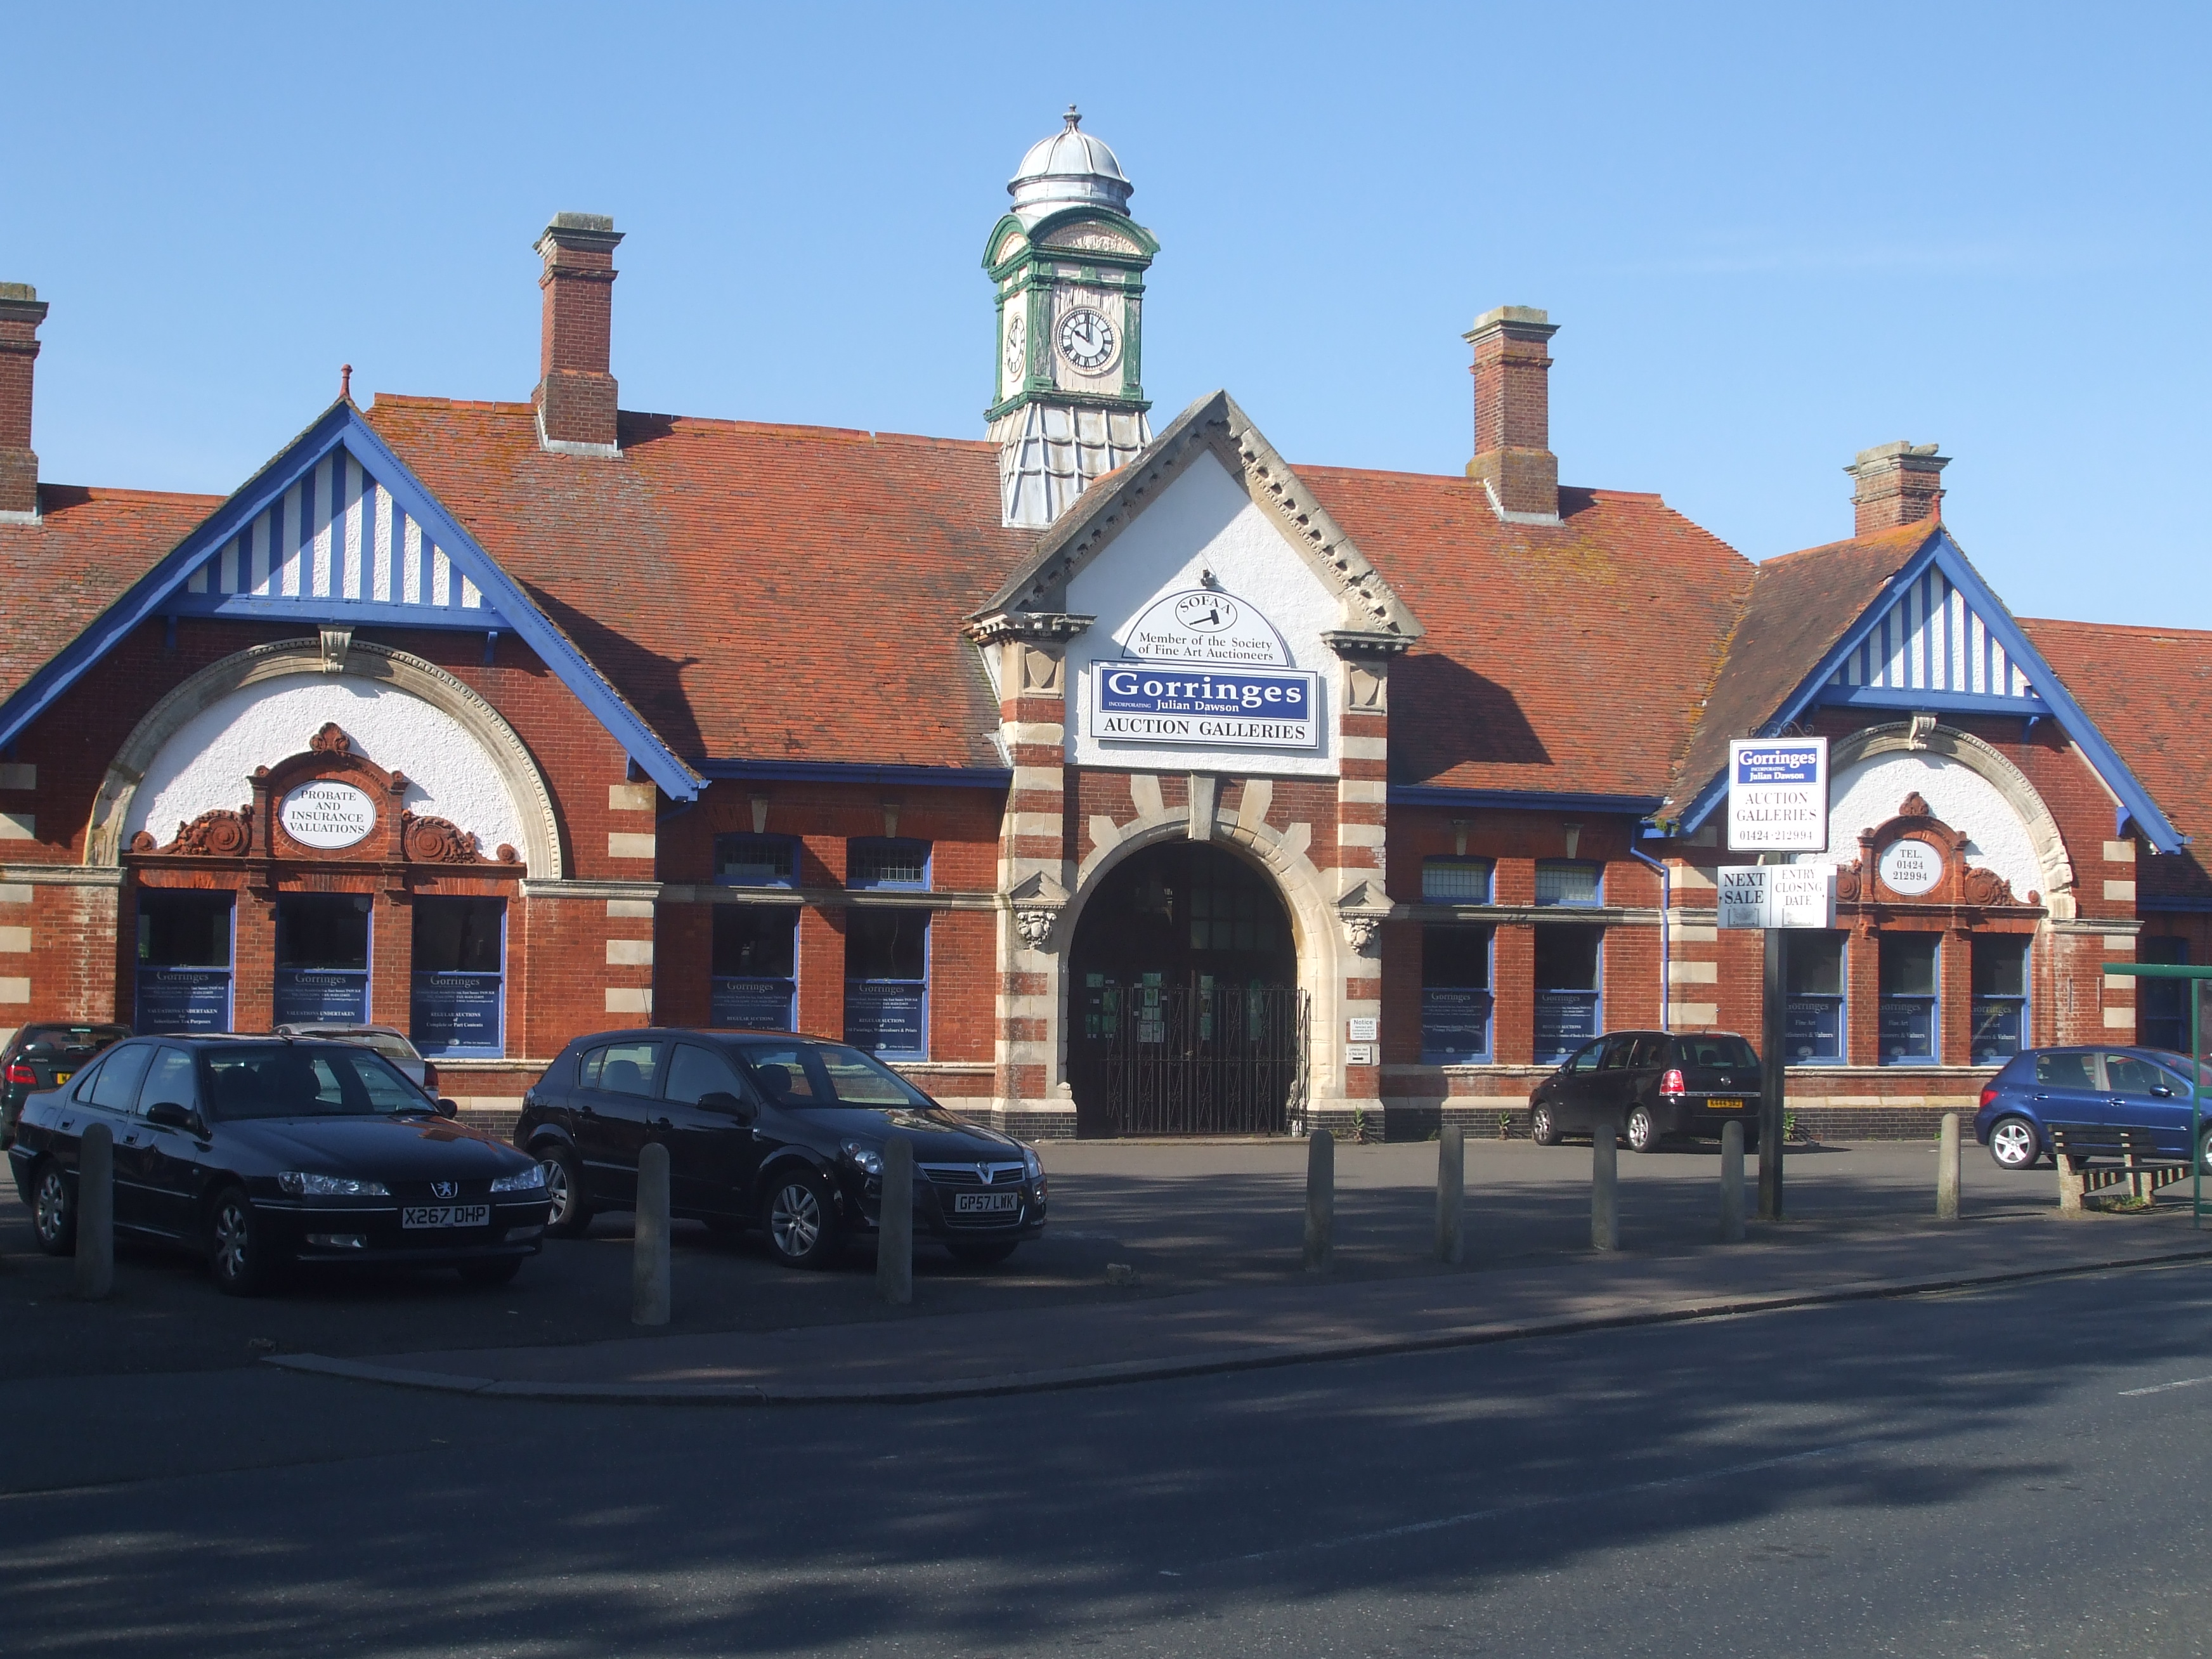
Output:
516 1028 1047 1267
1528 1029 1764 1152
7 1034 550 1295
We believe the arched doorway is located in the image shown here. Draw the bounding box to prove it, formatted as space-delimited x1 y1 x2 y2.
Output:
1067 840 1308 1136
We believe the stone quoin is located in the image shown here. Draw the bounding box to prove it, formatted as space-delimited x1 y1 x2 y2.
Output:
1 114 2208 1142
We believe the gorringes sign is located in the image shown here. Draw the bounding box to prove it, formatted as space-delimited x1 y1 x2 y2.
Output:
1726 738 1829 853
279 780 377 849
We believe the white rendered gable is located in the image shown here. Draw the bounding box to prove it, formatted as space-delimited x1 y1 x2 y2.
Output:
1063 449 1346 777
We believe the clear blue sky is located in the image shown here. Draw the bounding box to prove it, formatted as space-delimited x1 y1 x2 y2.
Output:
7 3 2207 626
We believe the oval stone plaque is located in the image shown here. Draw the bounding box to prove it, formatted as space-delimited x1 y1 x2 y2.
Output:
280 779 377 850
1877 838 1943 897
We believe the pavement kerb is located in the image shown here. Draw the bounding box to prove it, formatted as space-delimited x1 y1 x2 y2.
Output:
263 1236 2212 1408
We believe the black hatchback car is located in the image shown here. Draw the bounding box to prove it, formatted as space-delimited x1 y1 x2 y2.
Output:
7 1034 551 1295
1528 1030 1764 1152
516 1028 1048 1268
1 1022 129 1149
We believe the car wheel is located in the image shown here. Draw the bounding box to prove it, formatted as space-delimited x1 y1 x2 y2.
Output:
2199 1126 2212 1177
31 1160 75 1256
946 1238 1019 1266
208 1186 279 1298
1988 1116 2040 1171
1530 1103 1561 1146
761 1168 842 1270
536 1143 592 1238
459 1256 523 1286
1625 1105 1661 1154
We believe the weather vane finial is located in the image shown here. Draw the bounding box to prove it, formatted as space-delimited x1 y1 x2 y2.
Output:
1064 104 1081 131
339 363 353 402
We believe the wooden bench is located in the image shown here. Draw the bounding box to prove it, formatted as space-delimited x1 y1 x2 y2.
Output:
2048 1122 2194 1213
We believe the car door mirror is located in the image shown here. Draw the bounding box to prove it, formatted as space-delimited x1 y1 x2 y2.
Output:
145 1100 201 1133
2152 1084 2176 1098
699 1090 756 1122
434 1097 459 1119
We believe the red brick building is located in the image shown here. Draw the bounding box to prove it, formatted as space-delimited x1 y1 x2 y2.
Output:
2 119 2208 1141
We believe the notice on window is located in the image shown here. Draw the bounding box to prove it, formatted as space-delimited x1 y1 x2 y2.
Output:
274 968 368 1025
136 967 230 1034
712 979 795 1031
847 984 924 1055
412 973 502 1053
1727 738 1828 853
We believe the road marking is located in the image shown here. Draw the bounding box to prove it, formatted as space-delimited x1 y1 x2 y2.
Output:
1196 1439 1873 1570
2119 1374 2212 1397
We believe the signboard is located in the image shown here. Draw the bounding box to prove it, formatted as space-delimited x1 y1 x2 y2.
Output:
280 780 377 850
1878 838 1943 896
846 984 925 1055
1716 864 1837 930
1346 1017 1377 1042
1121 589 1289 666
1726 738 1828 853
711 977 795 1031
412 973 502 1053
273 966 368 1024
136 966 230 1034
1090 663 1318 750
1344 1042 1376 1066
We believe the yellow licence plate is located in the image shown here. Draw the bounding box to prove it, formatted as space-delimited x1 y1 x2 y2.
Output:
1708 1098 1743 1110
53 1073 70 1086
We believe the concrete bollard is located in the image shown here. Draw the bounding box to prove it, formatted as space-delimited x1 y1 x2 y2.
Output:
1937 1112 1962 1222
2055 1150 2086 1215
632 1141 670 1327
75 1122 114 1301
1591 1111 1620 1252
1435 1126 1465 1265
1719 1119 1746 1244
877 1135 913 1306
1303 1129 1334 1273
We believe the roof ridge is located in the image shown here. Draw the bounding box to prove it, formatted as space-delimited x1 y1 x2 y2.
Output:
2022 615 2212 643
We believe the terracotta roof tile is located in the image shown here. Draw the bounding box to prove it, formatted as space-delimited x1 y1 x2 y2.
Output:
0 483 222 703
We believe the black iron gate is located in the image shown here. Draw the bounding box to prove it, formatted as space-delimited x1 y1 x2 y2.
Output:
1078 982 1309 1136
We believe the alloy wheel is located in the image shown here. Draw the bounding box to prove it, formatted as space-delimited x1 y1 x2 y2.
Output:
769 1182 822 1259
539 1155 572 1225
1626 1108 1657 1153
33 1167 68 1249
213 1197 252 1284
1989 1118 2038 1169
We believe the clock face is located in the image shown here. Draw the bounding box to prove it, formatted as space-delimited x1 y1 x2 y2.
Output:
1003 309 1026 391
1057 306 1118 373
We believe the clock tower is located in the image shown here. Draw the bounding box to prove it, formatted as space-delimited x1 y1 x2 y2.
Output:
985 108 1159 528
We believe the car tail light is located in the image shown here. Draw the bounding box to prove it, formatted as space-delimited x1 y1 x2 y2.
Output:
1979 1084 1998 1110
5 1064 36 1087
1661 1068 1686 1096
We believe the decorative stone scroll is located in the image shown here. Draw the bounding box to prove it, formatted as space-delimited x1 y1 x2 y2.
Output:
401 810 516 866
131 805 253 857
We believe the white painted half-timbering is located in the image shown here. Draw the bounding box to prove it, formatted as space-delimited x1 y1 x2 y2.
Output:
1064 450 1343 776
1792 751 2040 901
124 673 528 861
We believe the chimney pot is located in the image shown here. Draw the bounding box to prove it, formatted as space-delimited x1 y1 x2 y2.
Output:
0 282 48 521
1845 439 1948 537
1464 304 1560 523
533 213 624 455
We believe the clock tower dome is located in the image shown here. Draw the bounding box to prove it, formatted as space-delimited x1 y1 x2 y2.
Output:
985 108 1159 528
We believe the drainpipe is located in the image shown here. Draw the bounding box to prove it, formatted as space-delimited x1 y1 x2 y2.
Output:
1627 842 1670 1032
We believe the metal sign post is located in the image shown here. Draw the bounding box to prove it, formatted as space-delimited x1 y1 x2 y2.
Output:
1726 738 1830 1225
2105 962 2212 1231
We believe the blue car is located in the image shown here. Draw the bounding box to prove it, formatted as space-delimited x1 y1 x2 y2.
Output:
1974 1046 2212 1171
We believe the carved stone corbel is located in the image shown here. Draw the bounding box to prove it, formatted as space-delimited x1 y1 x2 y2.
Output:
1006 868 1070 950
1337 878 1391 956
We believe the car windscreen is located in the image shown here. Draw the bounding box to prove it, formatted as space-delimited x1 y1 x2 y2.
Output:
2150 1053 2212 1086
203 1044 436 1121
732 1040 933 1109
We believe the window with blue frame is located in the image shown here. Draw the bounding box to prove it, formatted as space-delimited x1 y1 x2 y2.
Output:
712 905 797 1030
410 897 505 1056
1970 935 2029 1063
1422 857 1494 904
275 894 371 1025
135 890 234 1034
847 838 931 890
1533 925 1601 1062
1535 861 1602 907
845 908 927 1057
1421 925 1493 1062
1785 931 1847 1064
1880 934 1939 1064
2140 937 2190 1053
715 833 798 887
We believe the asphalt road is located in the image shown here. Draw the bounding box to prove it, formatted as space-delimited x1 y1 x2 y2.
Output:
0 1136 2059 1381
2 1250 2207 1655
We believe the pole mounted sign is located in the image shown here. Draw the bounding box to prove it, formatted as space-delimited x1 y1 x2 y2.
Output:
1717 863 1838 930
1727 738 1829 854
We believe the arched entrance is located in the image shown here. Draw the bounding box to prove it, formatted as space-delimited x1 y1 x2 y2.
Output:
1067 840 1308 1136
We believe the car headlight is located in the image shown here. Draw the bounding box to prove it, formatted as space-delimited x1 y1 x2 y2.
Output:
1022 1147 1042 1181
841 1140 883 1177
491 1165 546 1194
277 1171 390 1197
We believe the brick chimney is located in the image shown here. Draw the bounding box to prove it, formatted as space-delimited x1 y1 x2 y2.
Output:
533 213 623 455
1845 441 1948 536
1464 304 1560 523
0 282 48 521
